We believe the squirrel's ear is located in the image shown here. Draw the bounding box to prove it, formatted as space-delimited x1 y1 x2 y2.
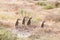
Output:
17 18 21 20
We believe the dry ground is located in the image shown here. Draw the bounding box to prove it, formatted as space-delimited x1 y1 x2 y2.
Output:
0 0 60 40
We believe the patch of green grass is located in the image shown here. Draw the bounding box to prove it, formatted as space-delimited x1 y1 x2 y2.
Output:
36 2 59 9
0 27 17 40
44 4 55 9
36 2 47 6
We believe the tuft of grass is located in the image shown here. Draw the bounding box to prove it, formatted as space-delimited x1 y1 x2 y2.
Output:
36 1 47 6
18 9 32 17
